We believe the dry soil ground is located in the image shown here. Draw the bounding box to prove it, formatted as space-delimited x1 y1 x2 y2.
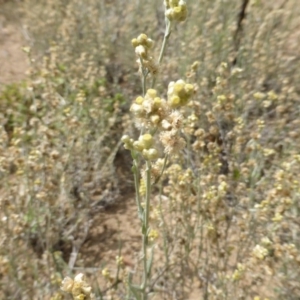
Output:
0 2 28 87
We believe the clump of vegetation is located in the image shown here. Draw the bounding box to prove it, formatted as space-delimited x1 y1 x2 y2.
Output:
1 0 300 299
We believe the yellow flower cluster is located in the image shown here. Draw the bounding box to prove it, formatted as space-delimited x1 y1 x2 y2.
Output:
131 34 158 75
167 79 194 108
129 88 169 130
232 263 246 281
122 133 158 161
61 273 95 300
131 33 154 59
123 82 194 157
252 244 269 260
164 0 187 22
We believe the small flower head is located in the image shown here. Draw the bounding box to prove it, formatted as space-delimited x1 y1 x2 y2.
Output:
140 133 154 150
142 148 159 160
254 92 266 100
130 90 169 130
148 229 159 241
102 268 110 278
61 277 74 293
252 244 268 260
165 0 187 22
121 135 134 150
132 33 154 59
146 89 157 98
167 80 194 108
168 110 183 129
116 255 124 267
130 102 143 116
132 34 154 49
61 273 94 300
160 129 186 155
132 134 155 152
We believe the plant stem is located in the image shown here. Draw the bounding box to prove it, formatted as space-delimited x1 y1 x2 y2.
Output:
141 160 152 299
158 19 172 65
133 156 143 219
140 58 148 96
151 19 172 88
154 154 168 185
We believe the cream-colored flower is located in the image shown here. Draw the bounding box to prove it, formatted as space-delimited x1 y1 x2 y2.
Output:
61 277 74 293
160 130 186 155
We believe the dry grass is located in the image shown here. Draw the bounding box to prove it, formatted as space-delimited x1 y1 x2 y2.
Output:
0 0 300 299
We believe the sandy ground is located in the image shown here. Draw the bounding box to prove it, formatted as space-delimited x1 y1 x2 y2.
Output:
0 3 28 87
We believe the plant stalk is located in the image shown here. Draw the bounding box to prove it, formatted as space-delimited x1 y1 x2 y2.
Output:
141 160 152 299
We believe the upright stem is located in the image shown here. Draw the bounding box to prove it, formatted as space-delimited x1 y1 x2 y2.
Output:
132 156 143 220
140 58 148 96
145 160 152 244
158 19 172 65
151 19 172 88
141 160 152 300
134 14 173 300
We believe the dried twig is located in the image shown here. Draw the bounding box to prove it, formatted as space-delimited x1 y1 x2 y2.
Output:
232 0 250 66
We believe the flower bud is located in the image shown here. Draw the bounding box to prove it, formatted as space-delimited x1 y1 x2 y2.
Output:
146 89 157 99
168 95 180 108
173 6 182 14
153 97 162 108
139 133 154 149
174 80 185 93
167 79 194 108
133 141 145 152
184 83 194 95
131 38 139 48
165 0 187 22
122 136 134 150
121 135 130 144
191 61 200 71
170 0 179 5
137 33 148 45
135 96 144 104
150 115 160 125
146 38 154 49
143 148 159 160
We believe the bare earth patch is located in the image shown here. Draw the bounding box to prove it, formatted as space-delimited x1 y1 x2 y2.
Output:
0 3 28 87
